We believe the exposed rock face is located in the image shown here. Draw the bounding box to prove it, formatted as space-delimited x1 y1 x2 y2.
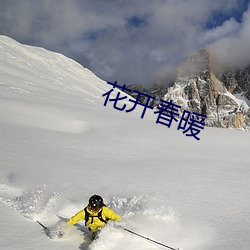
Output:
218 66 250 100
127 49 250 130
163 49 250 129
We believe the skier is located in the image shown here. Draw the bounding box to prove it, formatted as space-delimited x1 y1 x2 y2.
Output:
66 194 121 239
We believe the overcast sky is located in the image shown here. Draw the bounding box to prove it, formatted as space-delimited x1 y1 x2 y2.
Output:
0 0 249 87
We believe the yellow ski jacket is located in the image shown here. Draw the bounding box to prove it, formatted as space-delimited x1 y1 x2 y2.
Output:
67 206 121 233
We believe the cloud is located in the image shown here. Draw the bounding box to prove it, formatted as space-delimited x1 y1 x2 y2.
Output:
209 4 250 69
0 0 249 87
200 18 240 45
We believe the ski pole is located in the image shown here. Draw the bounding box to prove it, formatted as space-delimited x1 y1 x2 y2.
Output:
122 227 180 250
37 220 48 231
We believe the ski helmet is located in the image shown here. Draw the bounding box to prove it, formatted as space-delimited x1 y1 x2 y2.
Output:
89 195 104 210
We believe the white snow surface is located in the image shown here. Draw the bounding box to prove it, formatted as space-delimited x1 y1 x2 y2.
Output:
0 36 250 250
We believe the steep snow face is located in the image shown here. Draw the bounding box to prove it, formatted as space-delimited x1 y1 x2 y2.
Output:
0 35 107 97
0 36 92 133
0 36 250 250
0 35 135 134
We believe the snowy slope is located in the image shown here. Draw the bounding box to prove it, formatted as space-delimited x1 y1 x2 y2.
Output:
0 36 250 250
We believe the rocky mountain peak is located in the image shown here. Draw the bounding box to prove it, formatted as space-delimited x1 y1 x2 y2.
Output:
177 48 210 78
127 48 250 130
164 49 250 129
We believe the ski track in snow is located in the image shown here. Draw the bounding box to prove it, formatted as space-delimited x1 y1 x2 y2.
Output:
0 179 211 250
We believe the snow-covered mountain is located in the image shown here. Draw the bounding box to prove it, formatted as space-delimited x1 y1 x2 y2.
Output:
128 49 250 130
165 49 250 129
0 36 250 250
